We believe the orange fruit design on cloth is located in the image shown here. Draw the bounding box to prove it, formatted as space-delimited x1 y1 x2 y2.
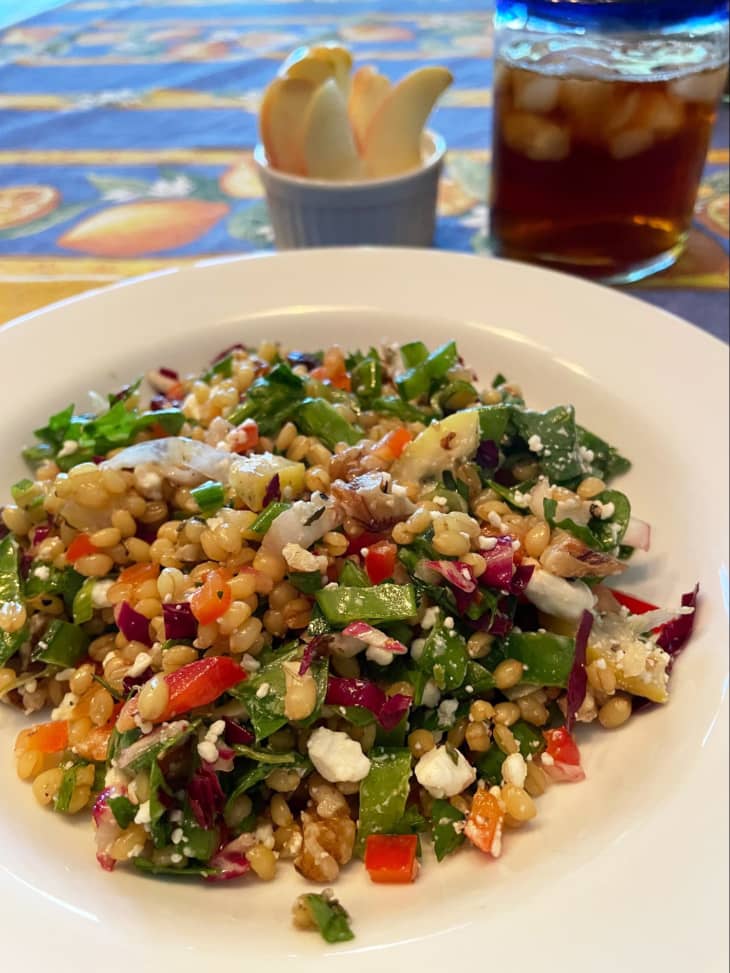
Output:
58 200 229 257
0 185 60 230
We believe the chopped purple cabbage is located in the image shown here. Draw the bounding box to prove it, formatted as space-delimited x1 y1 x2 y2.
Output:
162 602 197 641
566 610 593 732
116 601 152 647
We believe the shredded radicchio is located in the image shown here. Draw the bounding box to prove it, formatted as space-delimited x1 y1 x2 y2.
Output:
135 521 161 544
262 473 281 507
159 366 179 380
223 718 254 746
566 610 594 732
476 439 500 470
116 601 152 647
298 635 328 676
122 670 151 695
211 343 245 364
325 676 411 731
188 763 225 830
657 585 700 662
482 537 515 590
19 553 33 581
162 602 197 641
32 524 51 546
510 563 535 596
424 560 477 594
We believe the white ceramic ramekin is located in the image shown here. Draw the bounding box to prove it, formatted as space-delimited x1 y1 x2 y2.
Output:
254 131 446 249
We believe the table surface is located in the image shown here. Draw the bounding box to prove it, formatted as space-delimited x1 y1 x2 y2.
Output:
0 0 728 342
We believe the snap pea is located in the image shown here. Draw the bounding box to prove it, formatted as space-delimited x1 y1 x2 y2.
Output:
315 584 417 627
0 535 28 666
297 398 362 450
72 576 96 625
338 559 371 588
500 630 576 687
418 620 468 692
431 798 466 861
357 747 412 850
396 340 458 401
32 619 89 668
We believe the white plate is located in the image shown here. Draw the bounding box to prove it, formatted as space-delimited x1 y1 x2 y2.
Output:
0 249 727 972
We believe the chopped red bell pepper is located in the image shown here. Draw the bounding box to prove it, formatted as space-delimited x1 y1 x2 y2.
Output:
117 656 247 730
161 656 247 721
542 727 586 783
609 589 659 615
346 530 387 556
364 834 419 884
66 533 98 563
464 788 504 856
190 568 232 625
16 719 69 754
365 541 398 585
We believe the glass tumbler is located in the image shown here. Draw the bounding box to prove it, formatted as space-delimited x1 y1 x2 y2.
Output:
489 1 729 283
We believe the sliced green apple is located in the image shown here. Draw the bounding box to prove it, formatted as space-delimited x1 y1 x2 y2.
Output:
303 79 363 180
310 44 353 93
259 76 317 175
362 66 453 178
348 65 391 150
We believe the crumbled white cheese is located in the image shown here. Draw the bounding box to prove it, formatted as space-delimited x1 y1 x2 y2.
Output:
135 467 163 497
525 568 596 620
197 740 219 764
487 511 503 528
306 726 371 784
126 652 152 678
410 637 426 662
578 445 595 471
255 821 275 850
421 678 441 709
57 440 79 459
421 606 440 630
282 542 328 574
33 565 50 581
170 853 183 864
415 746 476 799
437 698 459 728
241 653 261 673
206 719 226 743
51 691 79 721
255 682 270 699
502 753 528 788
478 536 498 551
365 645 396 666
443 616 455 630
527 434 544 454
171 828 184 845
23 679 38 694
134 800 151 825
91 579 115 609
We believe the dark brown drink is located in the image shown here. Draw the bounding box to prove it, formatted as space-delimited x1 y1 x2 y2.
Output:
490 62 728 282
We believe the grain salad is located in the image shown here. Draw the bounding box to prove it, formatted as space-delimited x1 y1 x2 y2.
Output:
0 339 698 943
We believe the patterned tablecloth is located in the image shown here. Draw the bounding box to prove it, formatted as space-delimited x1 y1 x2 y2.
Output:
0 0 728 339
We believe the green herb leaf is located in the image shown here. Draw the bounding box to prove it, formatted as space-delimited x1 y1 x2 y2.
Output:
431 798 466 861
303 892 355 944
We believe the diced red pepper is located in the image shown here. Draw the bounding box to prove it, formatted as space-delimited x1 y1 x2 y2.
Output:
374 427 412 460
16 720 69 754
117 656 247 730
66 533 98 563
364 834 419 884
609 589 659 615
118 562 159 586
346 530 387 556
464 788 504 856
190 569 232 625
162 656 246 721
543 727 586 783
365 541 397 585
229 418 259 454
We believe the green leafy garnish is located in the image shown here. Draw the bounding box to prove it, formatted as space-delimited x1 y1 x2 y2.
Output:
302 892 355 944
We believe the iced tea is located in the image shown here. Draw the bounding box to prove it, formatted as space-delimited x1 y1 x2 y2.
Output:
490 58 728 281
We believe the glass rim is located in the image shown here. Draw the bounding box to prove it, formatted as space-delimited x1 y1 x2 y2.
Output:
495 0 730 30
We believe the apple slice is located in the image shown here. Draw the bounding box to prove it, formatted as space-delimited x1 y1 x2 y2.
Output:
285 54 337 87
348 65 391 150
303 79 363 180
259 76 317 175
362 66 453 178
310 44 353 93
